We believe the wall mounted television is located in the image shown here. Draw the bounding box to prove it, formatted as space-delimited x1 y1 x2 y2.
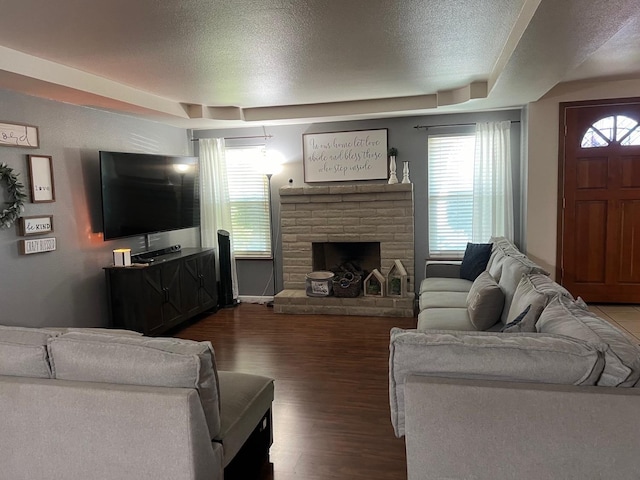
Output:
99 151 200 241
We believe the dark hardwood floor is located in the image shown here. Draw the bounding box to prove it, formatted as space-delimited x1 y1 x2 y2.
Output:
175 303 416 480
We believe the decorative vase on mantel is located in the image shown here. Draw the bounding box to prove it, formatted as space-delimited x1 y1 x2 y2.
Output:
388 147 399 184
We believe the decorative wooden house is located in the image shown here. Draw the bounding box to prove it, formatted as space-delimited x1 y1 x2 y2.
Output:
387 259 408 297
364 268 386 297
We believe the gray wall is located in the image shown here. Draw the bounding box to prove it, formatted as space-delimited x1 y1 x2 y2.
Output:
0 86 521 328
193 109 522 296
0 89 196 328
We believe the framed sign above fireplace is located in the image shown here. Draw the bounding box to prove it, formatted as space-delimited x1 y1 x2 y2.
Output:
302 128 388 182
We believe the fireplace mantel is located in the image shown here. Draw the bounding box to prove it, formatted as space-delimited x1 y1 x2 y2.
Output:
274 183 415 317
279 183 412 197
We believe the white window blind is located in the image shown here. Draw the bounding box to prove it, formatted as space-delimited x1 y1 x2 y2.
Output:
225 147 272 258
428 134 475 257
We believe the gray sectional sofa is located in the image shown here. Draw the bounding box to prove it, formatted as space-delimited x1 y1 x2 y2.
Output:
391 237 640 479
0 326 274 480
417 237 554 331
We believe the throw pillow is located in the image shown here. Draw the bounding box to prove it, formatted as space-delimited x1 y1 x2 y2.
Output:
498 256 549 325
575 296 589 310
537 295 640 387
505 273 567 327
460 242 493 281
466 271 505 330
486 237 523 282
501 304 536 332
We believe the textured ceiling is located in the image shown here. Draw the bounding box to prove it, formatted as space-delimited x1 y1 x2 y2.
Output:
0 0 639 128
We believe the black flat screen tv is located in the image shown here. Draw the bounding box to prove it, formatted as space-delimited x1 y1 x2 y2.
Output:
99 151 200 241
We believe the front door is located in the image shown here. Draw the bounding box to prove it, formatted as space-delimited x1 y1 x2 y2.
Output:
559 99 640 303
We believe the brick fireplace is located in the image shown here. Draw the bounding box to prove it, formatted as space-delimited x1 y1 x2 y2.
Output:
274 183 415 317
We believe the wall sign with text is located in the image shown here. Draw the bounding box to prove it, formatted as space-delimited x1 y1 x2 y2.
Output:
0 122 39 148
19 237 57 255
303 129 388 182
27 155 56 203
18 215 54 236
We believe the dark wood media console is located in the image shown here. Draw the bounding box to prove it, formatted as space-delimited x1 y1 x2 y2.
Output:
105 248 218 335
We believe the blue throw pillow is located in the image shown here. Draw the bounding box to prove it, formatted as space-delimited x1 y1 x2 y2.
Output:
459 242 492 281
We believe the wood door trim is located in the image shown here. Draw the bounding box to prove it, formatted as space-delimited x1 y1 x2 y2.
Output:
556 103 567 282
560 97 640 110
557 96 640 291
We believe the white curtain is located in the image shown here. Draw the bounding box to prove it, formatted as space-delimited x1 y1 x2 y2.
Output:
199 138 238 299
472 121 514 242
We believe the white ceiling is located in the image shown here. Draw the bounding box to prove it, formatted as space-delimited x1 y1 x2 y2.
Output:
0 0 639 129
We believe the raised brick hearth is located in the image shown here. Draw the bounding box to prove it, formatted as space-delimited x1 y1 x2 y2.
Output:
274 183 415 317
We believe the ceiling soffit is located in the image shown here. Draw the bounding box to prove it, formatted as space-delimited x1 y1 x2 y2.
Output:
0 0 638 127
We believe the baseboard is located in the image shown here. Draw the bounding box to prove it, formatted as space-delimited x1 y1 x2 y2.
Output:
238 295 274 305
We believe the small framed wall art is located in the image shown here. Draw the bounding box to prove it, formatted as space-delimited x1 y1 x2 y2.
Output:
18 237 57 255
0 122 39 148
27 155 56 203
18 215 54 236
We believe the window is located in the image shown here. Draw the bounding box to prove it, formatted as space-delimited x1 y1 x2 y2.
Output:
428 134 475 257
581 115 640 148
225 146 272 258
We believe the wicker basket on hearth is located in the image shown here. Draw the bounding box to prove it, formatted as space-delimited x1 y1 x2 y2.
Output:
332 272 362 298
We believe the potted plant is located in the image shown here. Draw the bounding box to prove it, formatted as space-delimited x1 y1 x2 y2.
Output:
389 277 402 295
367 280 381 295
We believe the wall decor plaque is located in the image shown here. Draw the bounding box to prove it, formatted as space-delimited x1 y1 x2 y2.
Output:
19 237 57 255
0 122 39 148
303 128 388 182
27 155 55 203
18 215 54 236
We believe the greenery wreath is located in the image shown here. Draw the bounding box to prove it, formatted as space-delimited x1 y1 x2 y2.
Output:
0 163 26 229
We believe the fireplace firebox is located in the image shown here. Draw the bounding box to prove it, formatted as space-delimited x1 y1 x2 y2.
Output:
312 242 381 274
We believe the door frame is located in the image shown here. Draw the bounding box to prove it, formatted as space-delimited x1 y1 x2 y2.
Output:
556 96 640 285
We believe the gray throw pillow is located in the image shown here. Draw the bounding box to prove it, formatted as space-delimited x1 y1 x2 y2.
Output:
466 271 505 330
486 237 524 281
575 296 589 309
502 305 537 333
506 273 569 326
498 257 549 325
537 295 640 387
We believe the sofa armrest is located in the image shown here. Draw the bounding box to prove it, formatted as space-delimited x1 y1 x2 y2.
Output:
424 260 462 278
404 376 640 480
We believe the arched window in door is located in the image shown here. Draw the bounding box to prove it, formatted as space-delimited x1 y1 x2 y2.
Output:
581 115 640 147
